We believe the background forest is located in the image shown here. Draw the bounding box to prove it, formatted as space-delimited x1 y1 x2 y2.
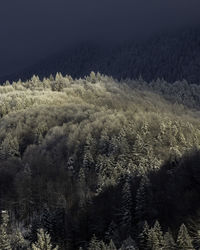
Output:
0 72 200 249
2 27 200 85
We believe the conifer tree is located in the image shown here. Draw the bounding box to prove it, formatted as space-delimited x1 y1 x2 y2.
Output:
88 235 101 250
78 168 87 209
135 176 151 227
105 221 120 248
120 236 137 250
108 239 117 250
163 231 176 250
147 228 160 250
177 223 194 250
153 220 164 248
138 221 149 250
31 228 58 250
12 229 28 250
0 211 11 250
119 178 132 237
83 135 94 172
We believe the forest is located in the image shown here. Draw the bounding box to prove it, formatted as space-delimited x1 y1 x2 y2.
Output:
2 27 200 85
0 72 200 249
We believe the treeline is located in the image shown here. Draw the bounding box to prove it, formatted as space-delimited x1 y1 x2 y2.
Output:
1 73 200 248
2 27 200 84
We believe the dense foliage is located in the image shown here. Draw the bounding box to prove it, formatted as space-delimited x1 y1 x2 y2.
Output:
1 72 200 249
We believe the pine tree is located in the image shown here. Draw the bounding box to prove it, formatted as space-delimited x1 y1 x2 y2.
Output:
83 135 95 172
88 235 101 250
89 71 96 83
12 229 29 250
108 239 117 250
147 228 160 250
138 221 149 250
105 221 120 247
41 208 54 239
78 168 87 209
119 178 132 237
135 176 151 228
0 134 19 159
31 228 59 250
120 236 137 250
153 220 164 248
177 223 194 250
163 231 176 250
0 210 11 250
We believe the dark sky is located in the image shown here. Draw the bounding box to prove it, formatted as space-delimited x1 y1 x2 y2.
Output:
1 0 200 76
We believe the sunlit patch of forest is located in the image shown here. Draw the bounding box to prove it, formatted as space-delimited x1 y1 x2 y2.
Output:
0 72 200 249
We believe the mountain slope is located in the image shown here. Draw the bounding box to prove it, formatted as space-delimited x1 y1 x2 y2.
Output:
1 73 200 248
2 27 200 84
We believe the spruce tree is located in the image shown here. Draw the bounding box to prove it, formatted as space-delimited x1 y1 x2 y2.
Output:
88 235 101 250
119 178 133 237
147 228 160 250
120 236 137 250
153 220 164 248
138 221 149 250
108 239 117 250
135 176 151 228
163 231 176 250
177 223 194 250
0 210 11 250
12 229 28 250
105 221 120 247
31 228 58 250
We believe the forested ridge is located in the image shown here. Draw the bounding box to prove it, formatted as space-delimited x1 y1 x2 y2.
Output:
2 27 200 85
0 72 200 249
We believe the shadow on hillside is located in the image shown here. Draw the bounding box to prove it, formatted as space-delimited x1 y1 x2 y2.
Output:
76 150 200 244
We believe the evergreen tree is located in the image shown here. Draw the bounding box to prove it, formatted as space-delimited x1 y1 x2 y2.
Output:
120 236 137 250
0 134 19 159
83 135 95 172
41 208 54 239
88 235 102 250
119 178 132 237
105 221 120 248
31 228 59 250
138 221 149 250
0 211 11 250
153 220 164 248
163 231 176 250
12 229 29 250
147 228 160 250
177 223 194 250
78 168 87 209
135 176 151 228
108 239 117 250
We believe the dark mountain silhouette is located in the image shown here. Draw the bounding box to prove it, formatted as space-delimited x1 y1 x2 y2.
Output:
1 27 200 84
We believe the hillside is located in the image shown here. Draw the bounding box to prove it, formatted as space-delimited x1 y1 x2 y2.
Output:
1 73 200 249
2 27 200 85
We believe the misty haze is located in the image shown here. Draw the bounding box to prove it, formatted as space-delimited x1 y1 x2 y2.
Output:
1 1 200 249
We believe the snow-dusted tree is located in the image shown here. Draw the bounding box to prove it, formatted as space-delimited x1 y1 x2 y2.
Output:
176 224 194 250
138 221 149 250
0 211 11 250
31 228 58 250
153 220 164 248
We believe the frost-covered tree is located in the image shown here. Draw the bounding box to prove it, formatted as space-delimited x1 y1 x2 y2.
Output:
0 211 11 250
31 228 58 250
177 224 194 250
